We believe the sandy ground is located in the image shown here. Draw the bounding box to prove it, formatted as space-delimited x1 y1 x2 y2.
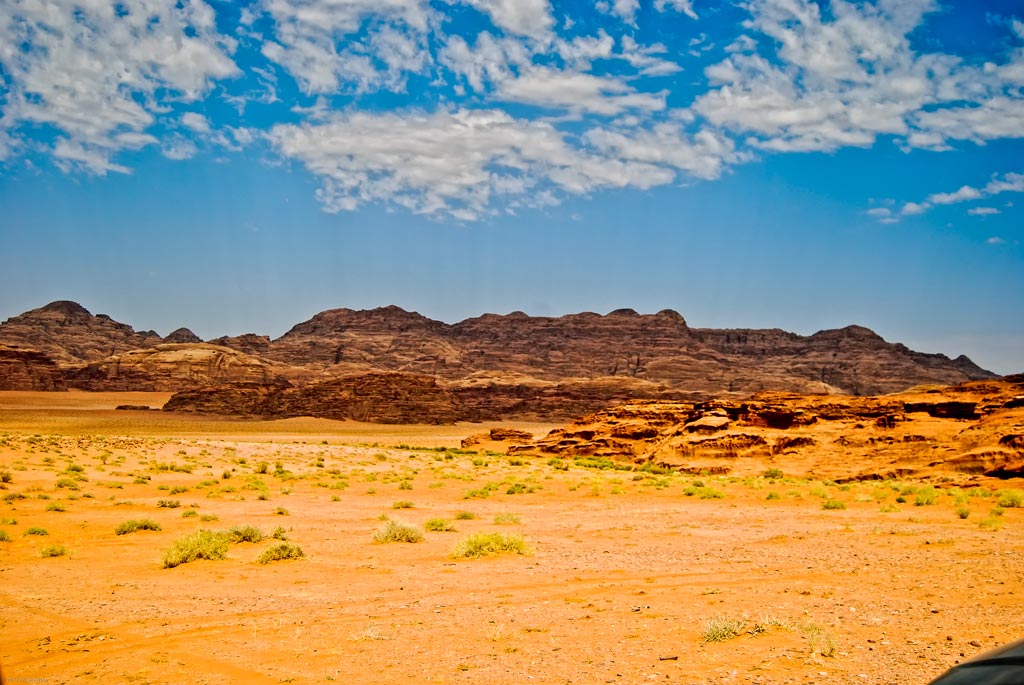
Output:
0 392 1021 685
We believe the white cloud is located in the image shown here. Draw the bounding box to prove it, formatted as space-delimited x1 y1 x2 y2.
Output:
986 236 1005 245
496 67 666 116
654 0 698 21
182 113 212 134
261 0 433 95
927 185 983 205
460 0 554 37
874 171 1024 221
268 108 715 219
901 201 929 215
0 0 238 174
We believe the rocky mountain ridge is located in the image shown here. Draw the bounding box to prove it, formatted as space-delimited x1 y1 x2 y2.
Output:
0 300 1001 398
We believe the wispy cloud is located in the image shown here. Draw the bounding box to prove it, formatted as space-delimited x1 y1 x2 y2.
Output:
873 172 1024 222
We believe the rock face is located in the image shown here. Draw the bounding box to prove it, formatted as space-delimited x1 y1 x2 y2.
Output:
164 328 202 344
206 334 272 357
164 372 469 424
0 300 1002 399
0 301 162 364
66 344 289 392
0 345 66 390
264 306 996 396
511 377 1024 481
163 372 687 423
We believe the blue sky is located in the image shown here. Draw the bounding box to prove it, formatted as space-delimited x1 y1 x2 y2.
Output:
0 0 1021 374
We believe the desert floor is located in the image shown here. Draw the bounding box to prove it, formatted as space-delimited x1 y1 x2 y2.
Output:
0 392 1021 685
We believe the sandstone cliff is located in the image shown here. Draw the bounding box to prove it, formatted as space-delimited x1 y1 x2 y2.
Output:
0 301 163 364
66 343 290 392
0 345 66 391
0 300 1002 398
510 377 1024 481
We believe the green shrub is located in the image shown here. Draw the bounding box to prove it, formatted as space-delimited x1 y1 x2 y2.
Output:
227 525 264 543
451 532 530 559
373 520 424 543
454 511 476 520
200 513 219 522
182 509 198 518
914 487 938 506
424 517 456 532
766 491 782 501
54 478 79 490
24 526 48 536
257 543 304 564
822 500 846 510
162 529 229 568
45 501 66 512
274 506 289 516
997 490 1023 508
40 545 68 558
762 468 785 479
169 486 189 495
493 512 520 525
115 519 162 535
157 499 181 509
956 507 970 519
392 500 414 509
0 529 11 542
271 525 288 540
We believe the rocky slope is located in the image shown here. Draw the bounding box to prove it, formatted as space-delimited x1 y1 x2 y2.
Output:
510 376 1024 481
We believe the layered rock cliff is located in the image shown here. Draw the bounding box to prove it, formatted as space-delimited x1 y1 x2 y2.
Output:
0 300 1001 398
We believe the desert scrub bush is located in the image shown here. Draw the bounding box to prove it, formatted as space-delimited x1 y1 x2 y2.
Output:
956 507 971 519
451 532 530 559
162 529 229 568
24 526 48 536
392 500 414 509
684 486 724 499
274 506 289 516
0 517 15 525
455 511 476 520
493 512 521 525
45 501 66 512
227 525 264 543
700 615 746 643
182 509 198 518
257 543 304 564
0 529 11 542
54 478 79 490
822 499 847 510
762 468 785 479
169 486 189 495
398 480 413 490
914 486 938 506
40 544 68 558
156 499 181 509
765 491 782 501
200 513 219 522
997 489 1023 508
271 525 289 540
2 492 26 502
424 517 456 532
373 519 424 544
0 470 12 483
115 519 162 535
